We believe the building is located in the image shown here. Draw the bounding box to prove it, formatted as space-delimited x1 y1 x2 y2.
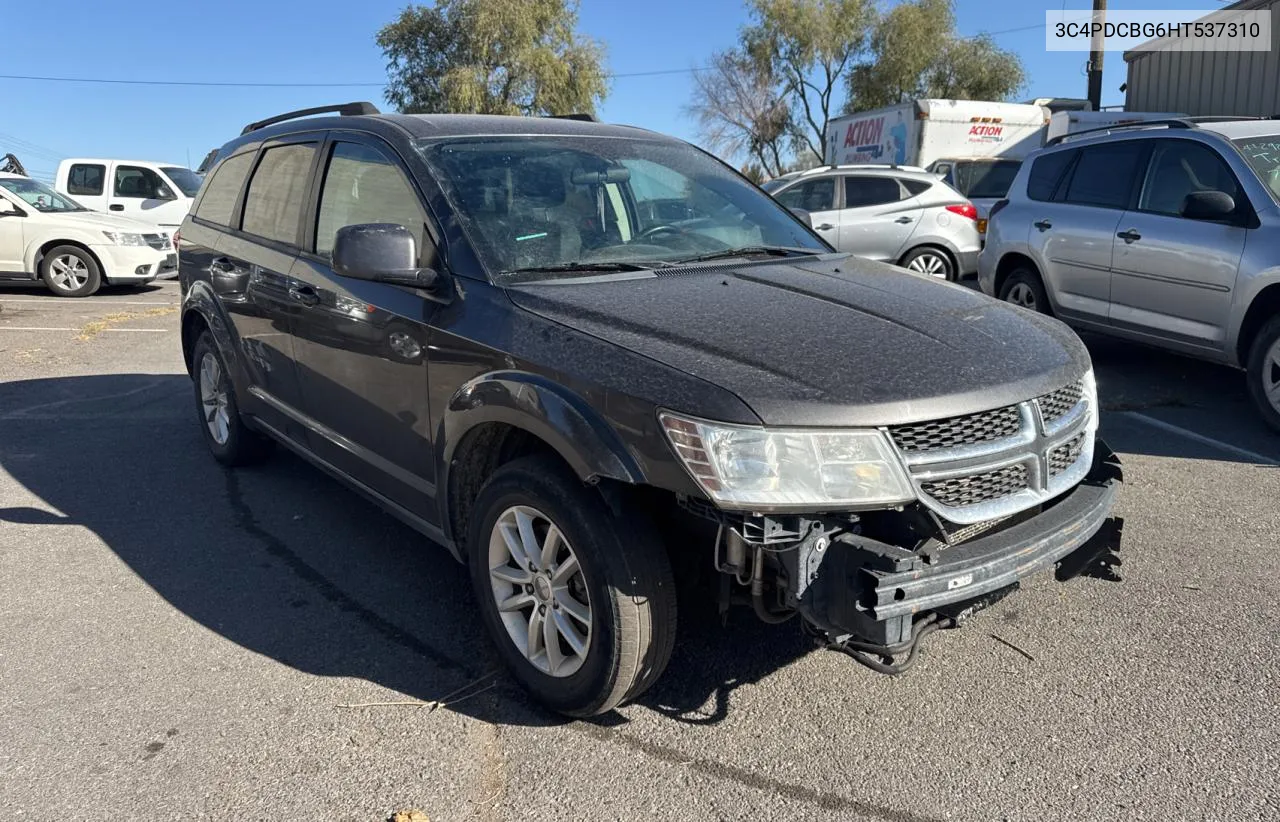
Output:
1124 0 1280 116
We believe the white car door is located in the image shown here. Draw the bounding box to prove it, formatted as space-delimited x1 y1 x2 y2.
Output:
0 192 25 272
772 176 840 247
64 162 108 213
836 175 920 261
107 164 188 228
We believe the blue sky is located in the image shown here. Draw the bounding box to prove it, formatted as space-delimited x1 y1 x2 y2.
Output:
2 0 1226 181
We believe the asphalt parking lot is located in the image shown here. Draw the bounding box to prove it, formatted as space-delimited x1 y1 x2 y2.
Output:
1 280 1277 821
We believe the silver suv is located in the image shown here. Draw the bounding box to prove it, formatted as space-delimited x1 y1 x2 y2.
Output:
979 118 1280 431
763 165 980 281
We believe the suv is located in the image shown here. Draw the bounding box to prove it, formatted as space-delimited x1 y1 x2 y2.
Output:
761 165 980 281
926 157 1024 235
179 103 1122 716
979 118 1280 431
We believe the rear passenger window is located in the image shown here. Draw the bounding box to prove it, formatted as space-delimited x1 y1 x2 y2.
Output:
194 153 253 226
1063 142 1146 209
774 178 835 212
903 179 932 196
1027 151 1074 202
241 144 316 245
844 176 904 207
67 164 104 196
316 142 426 258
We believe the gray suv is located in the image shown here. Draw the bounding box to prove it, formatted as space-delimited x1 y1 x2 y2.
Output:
763 165 980 281
979 118 1280 431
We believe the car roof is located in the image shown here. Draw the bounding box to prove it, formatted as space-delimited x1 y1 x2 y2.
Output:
60 158 184 166
1198 120 1280 140
0 172 28 179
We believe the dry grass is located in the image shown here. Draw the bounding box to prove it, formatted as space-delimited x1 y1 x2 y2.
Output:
77 306 176 341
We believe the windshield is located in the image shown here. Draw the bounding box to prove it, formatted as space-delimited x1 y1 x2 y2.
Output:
0 177 85 213
950 160 1022 199
160 166 203 198
760 178 788 193
415 136 826 281
1233 137 1280 202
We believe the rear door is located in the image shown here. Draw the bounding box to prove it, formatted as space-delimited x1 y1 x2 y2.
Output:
836 175 919 261
1030 140 1148 325
213 137 321 434
288 134 442 518
772 176 839 247
108 163 189 228
1108 138 1248 352
64 163 108 213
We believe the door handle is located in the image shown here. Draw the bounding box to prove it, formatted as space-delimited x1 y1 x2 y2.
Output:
109 204 124 211
815 222 834 231
894 216 914 224
1116 229 1142 243
288 284 320 306
1033 219 1052 231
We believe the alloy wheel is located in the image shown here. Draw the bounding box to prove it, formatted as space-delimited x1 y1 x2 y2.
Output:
1264 337 1280 414
907 252 949 279
49 254 89 290
1007 282 1037 310
488 505 592 678
198 352 231 446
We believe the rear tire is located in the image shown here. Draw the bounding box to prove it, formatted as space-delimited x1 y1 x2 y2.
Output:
468 455 677 717
40 245 101 297
1245 315 1280 433
190 331 272 466
900 246 956 282
999 267 1050 315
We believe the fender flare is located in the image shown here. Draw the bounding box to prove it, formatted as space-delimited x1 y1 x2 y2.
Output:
180 280 248 394
438 370 646 508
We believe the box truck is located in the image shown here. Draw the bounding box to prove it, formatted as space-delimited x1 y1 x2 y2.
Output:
1044 110 1189 144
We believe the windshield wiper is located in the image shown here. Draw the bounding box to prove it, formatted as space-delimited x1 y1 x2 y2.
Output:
505 261 660 276
670 245 821 265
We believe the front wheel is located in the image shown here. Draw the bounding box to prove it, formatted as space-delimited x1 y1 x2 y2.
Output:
40 245 101 297
999 267 1051 315
1246 316 1280 433
468 455 677 716
900 247 955 281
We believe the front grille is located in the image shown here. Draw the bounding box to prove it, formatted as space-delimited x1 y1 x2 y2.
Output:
890 405 1021 453
920 463 1029 508
1048 432 1086 477
1037 381 1083 424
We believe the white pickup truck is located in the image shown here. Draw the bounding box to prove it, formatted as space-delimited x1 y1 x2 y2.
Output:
54 159 202 230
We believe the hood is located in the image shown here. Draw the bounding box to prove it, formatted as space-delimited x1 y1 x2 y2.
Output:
46 210 168 233
507 256 1090 427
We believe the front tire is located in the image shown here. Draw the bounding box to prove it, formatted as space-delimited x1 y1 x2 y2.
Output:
900 246 956 281
1245 316 1280 433
999 267 1051 315
190 331 272 466
468 455 677 717
40 245 101 297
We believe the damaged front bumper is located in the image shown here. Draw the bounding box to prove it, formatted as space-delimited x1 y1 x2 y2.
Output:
789 440 1124 649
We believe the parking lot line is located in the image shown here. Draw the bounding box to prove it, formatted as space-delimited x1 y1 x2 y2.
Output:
0 298 177 306
1122 411 1280 466
0 326 169 332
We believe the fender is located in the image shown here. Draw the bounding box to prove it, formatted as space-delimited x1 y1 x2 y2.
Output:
439 370 646 493
180 279 250 397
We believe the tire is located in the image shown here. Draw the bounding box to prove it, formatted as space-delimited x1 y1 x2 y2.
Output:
40 245 101 297
999 266 1051 315
1245 315 1280 433
190 330 272 466
900 246 956 282
467 455 677 717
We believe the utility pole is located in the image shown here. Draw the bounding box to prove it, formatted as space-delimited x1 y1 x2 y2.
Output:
1087 0 1107 111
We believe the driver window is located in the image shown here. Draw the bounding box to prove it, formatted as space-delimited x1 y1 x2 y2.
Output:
1139 140 1241 217
114 166 173 200
774 178 835 212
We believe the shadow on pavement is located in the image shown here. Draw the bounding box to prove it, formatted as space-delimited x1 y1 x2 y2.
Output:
0 373 811 728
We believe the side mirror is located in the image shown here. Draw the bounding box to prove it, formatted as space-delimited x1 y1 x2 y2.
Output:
332 223 441 290
788 207 813 228
1181 190 1236 222
154 184 178 201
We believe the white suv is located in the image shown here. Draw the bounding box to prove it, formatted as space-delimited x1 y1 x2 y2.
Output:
0 173 175 297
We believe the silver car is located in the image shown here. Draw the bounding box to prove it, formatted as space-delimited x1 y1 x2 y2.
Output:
979 118 1280 431
763 165 981 281
926 156 1024 238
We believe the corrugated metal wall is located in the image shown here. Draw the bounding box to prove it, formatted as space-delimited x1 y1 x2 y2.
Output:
1124 0 1280 116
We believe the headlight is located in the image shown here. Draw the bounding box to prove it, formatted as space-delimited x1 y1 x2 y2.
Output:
659 411 914 509
101 231 147 246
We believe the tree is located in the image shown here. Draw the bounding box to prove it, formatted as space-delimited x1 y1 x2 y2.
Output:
845 0 1024 111
376 0 608 117
743 0 877 165
686 49 791 179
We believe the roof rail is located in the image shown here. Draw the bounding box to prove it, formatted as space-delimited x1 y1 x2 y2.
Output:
1044 118 1195 147
240 101 380 136
546 113 598 122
